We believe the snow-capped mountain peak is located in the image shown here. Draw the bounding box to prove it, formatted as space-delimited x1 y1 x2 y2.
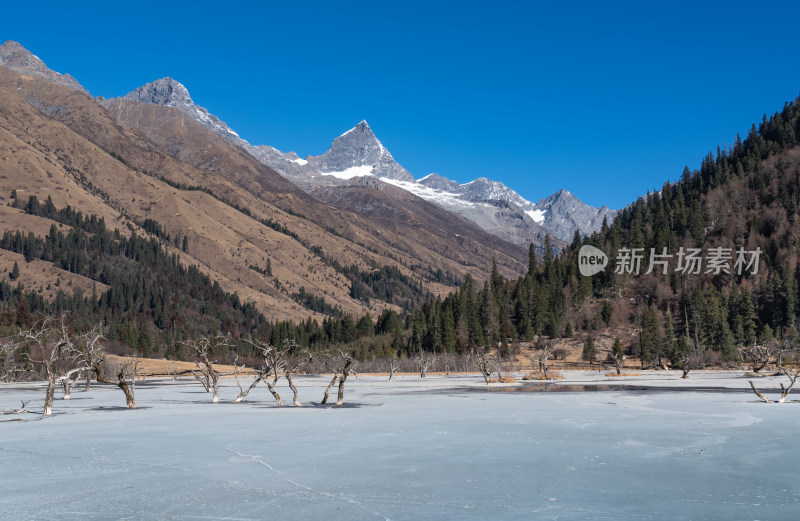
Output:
308 121 414 182
111 74 614 247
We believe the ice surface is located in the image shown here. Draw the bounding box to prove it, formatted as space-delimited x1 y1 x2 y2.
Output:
1 371 799 520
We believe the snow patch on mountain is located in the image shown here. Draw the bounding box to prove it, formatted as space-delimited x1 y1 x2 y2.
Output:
525 209 547 224
323 165 375 180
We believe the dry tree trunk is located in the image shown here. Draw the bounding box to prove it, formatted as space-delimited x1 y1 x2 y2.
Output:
117 368 136 408
84 369 92 391
321 373 338 404
91 359 138 409
234 374 264 403
59 368 85 399
388 357 399 382
44 369 56 416
335 371 349 407
265 371 282 406
285 370 302 406
335 356 354 407
233 356 264 403
477 355 492 385
778 368 800 403
748 381 772 403
61 377 72 399
191 362 212 392
209 370 220 404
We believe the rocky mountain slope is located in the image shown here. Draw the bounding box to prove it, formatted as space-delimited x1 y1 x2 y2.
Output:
0 41 527 324
0 40 87 94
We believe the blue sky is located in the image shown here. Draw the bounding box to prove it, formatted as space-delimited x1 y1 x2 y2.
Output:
3 1 800 209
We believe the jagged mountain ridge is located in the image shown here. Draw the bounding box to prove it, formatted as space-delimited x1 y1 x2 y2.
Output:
0 40 87 94
123 77 244 144
116 76 612 248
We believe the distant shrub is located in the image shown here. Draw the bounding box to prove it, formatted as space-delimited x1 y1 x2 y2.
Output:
523 370 564 381
487 376 517 383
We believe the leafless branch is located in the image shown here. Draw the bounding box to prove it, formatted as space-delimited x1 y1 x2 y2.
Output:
76 327 138 409
321 350 355 407
413 352 438 378
179 335 232 403
19 315 78 415
739 343 775 373
388 357 399 382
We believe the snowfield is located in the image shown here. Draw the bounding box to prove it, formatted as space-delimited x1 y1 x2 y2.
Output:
1 371 799 520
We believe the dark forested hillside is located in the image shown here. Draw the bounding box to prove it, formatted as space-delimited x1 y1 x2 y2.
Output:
396 95 800 368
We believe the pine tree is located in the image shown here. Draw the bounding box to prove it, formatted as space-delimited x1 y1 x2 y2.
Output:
543 235 553 271
582 336 596 364
528 243 538 275
663 308 676 364
137 322 152 356
741 287 758 346
612 337 624 359
600 301 613 327
441 306 456 351
563 322 573 338
9 261 19 280
640 307 661 368
356 313 375 338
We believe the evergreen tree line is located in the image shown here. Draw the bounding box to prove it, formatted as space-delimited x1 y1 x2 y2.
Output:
5 96 800 366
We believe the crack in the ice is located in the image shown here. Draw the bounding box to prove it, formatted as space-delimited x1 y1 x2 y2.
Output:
225 445 392 521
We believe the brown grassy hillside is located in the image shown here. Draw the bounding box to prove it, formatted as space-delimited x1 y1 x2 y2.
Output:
0 65 528 323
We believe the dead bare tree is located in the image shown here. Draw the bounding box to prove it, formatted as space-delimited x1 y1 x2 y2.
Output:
748 365 800 404
83 367 93 391
0 340 22 383
388 357 399 382
262 346 285 405
528 340 556 378
679 353 692 379
739 343 775 373
58 367 85 399
748 380 772 403
180 335 233 403
1 400 31 415
77 328 138 408
414 352 438 378
476 353 497 385
19 316 77 415
234 339 303 406
321 350 355 407
778 366 800 403
233 357 264 403
282 340 303 407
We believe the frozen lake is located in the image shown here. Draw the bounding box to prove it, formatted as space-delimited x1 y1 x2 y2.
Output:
1 371 799 520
